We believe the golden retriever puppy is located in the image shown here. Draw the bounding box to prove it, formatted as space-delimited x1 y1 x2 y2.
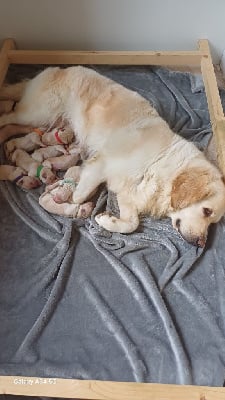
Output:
46 166 81 203
39 167 94 218
1 66 225 246
5 131 44 159
41 127 75 146
39 191 94 218
0 165 41 189
42 152 80 171
31 145 68 163
11 149 56 185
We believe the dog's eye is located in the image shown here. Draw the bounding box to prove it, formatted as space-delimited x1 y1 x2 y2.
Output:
203 207 213 217
175 218 181 229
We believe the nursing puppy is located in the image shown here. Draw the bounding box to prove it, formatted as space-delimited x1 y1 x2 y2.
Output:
0 165 41 189
41 127 75 146
5 131 44 159
39 166 94 218
11 149 56 185
1 66 225 246
31 144 68 163
42 152 80 171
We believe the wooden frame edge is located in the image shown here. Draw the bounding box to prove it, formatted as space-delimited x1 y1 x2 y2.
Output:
0 38 225 399
0 375 225 400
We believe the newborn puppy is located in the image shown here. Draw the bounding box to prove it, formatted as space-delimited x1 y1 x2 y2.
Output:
5 131 44 159
48 166 97 204
31 145 68 163
11 149 56 184
41 127 75 146
46 166 81 203
39 193 94 218
39 166 94 218
0 165 41 189
42 152 80 171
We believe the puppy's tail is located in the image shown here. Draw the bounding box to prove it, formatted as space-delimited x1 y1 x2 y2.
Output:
0 80 28 101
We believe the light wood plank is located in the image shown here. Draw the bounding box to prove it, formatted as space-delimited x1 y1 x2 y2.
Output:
0 376 225 400
8 49 203 66
198 39 225 174
0 39 16 88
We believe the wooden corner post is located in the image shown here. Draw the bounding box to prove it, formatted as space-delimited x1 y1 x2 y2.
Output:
0 39 16 88
199 39 225 175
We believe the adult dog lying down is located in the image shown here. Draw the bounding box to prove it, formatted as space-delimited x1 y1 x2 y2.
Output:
0 66 225 246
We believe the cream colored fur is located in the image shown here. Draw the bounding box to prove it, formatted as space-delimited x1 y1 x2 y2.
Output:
0 66 225 246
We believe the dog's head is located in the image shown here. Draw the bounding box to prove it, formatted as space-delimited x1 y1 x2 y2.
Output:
169 167 225 247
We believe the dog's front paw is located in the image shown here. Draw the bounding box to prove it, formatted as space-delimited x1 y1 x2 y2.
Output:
72 192 86 204
95 212 118 232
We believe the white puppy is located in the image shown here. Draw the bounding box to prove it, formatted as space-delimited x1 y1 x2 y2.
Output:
1 66 225 246
42 152 80 171
31 145 68 163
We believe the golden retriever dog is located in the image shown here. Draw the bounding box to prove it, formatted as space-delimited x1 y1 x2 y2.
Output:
0 66 225 246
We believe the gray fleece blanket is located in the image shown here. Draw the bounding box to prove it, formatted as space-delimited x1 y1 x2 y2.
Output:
1 66 225 387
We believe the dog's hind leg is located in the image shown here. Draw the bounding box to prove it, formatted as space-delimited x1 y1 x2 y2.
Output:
0 111 21 127
0 81 28 101
95 192 139 233
0 108 35 128
0 102 52 128
0 124 33 144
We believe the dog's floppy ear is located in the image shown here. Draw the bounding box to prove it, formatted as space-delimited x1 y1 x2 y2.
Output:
171 167 212 210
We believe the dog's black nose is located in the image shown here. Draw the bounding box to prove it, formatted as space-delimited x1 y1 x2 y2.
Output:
187 236 206 248
196 236 206 248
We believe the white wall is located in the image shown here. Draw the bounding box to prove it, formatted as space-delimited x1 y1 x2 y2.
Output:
0 0 225 62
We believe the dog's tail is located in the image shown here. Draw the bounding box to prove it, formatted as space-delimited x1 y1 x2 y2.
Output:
0 80 28 101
